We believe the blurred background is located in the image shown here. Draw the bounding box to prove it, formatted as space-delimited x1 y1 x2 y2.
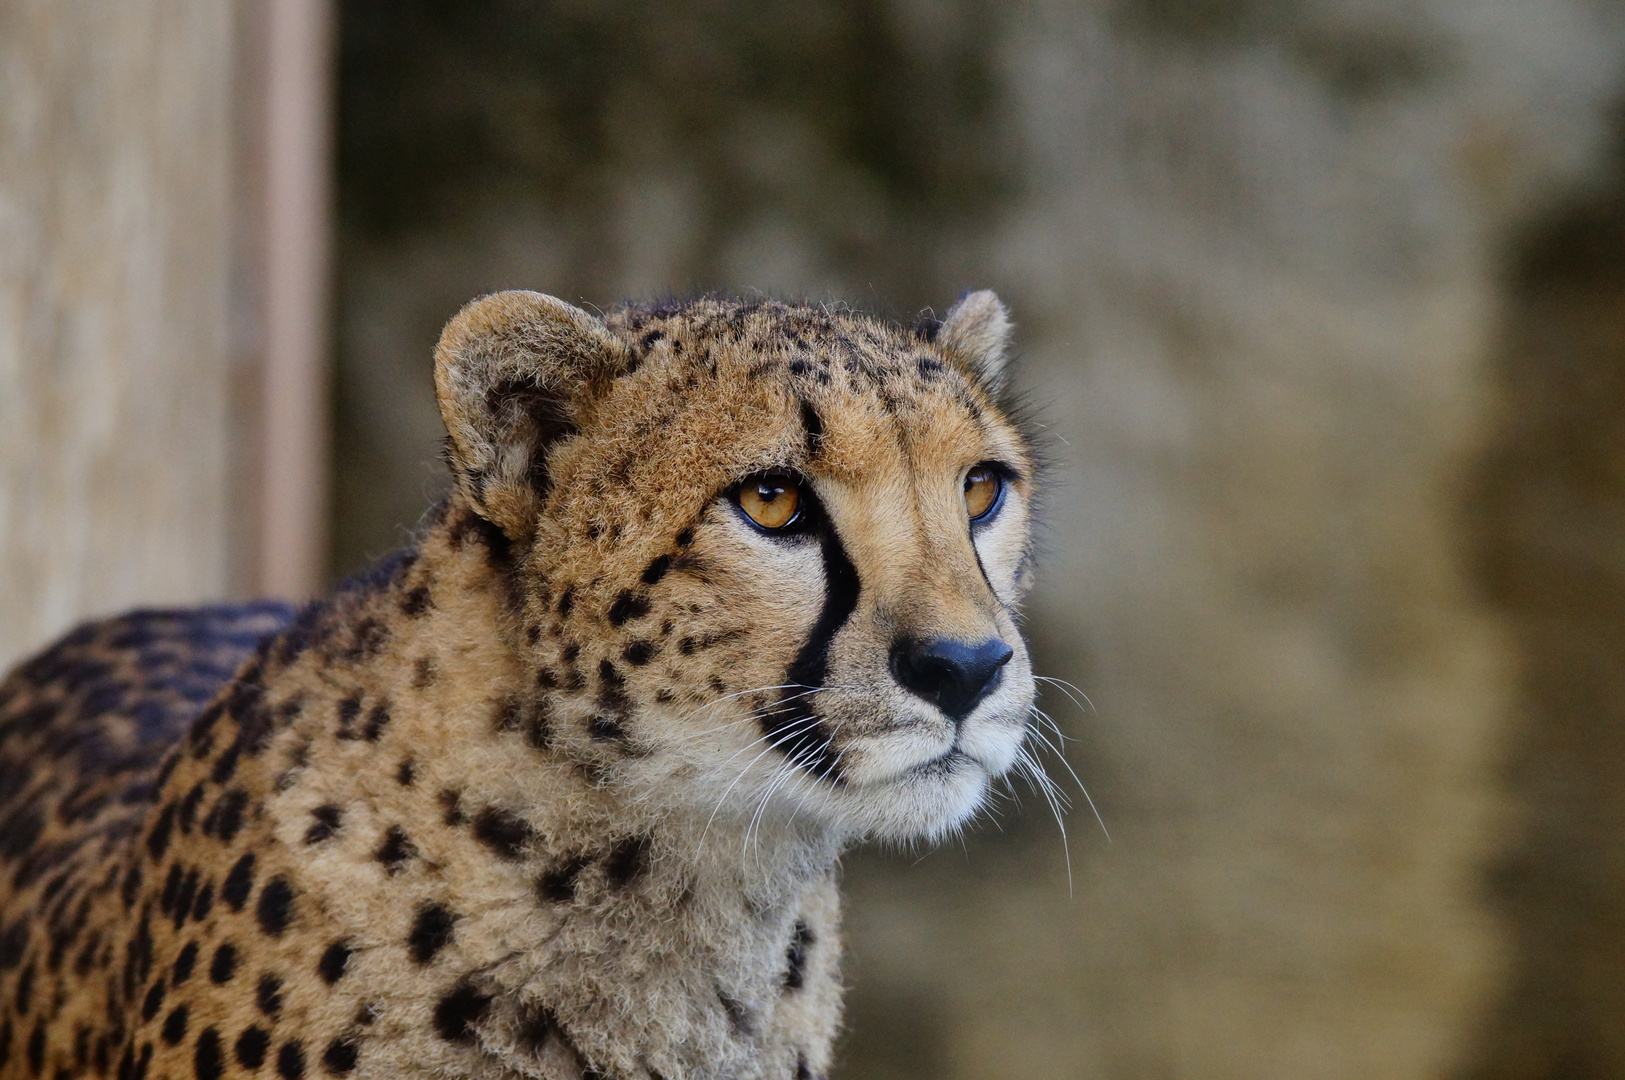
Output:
6 0 1625 1076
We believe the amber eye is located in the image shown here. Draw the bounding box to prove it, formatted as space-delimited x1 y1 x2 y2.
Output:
964 465 1002 521
736 476 803 530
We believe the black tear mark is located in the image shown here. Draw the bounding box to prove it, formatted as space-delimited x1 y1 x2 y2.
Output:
760 511 856 783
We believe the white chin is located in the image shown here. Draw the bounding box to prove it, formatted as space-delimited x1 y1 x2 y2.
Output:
842 751 992 843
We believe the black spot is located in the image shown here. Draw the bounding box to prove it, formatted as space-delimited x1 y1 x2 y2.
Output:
800 399 825 457
275 1039 304 1079
192 880 214 922
256 876 295 937
623 641 656 666
408 904 455 965
172 868 200 930
514 1001 557 1054
209 942 236 984
439 790 465 826
256 974 283 1019
194 1026 224 1080
13 961 31 1014
235 1027 269 1069
396 758 416 786
640 555 671 586
335 694 363 739
796 1052 813 1080
784 920 814 991
304 804 342 844
412 657 437 688
210 741 241 785
322 1036 359 1074
177 783 206 834
221 853 255 911
607 591 650 626
161 863 184 916
375 826 417 875
172 941 198 985
400 586 432 617
536 855 591 904
204 788 248 842
472 807 532 860
26 1023 43 1076
146 802 176 861
161 1004 187 1046
318 940 352 984
605 836 650 889
676 528 694 547
363 703 391 741
141 978 165 1020
718 990 753 1035
557 588 574 618
121 865 143 910
432 983 491 1044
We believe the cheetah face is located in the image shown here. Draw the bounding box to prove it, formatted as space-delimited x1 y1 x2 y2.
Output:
436 291 1037 844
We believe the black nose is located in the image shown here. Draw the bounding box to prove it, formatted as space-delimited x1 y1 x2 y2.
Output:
890 637 1014 721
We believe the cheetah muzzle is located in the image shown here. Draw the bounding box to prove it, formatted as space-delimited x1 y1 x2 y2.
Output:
0 290 1038 1079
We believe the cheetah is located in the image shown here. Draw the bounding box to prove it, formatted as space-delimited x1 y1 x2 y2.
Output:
0 289 1037 1079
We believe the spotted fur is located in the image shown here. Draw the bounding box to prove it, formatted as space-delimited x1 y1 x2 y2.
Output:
0 291 1037 1079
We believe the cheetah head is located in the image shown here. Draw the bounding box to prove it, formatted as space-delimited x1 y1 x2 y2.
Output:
434 291 1037 844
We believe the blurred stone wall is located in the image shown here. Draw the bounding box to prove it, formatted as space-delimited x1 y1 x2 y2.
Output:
0 1 237 672
331 2 1625 1077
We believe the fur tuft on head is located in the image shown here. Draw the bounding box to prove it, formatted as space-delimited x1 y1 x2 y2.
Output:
433 291 631 540
935 289 1014 395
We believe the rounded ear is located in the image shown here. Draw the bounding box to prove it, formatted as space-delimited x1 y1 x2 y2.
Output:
433 291 630 540
933 290 1014 395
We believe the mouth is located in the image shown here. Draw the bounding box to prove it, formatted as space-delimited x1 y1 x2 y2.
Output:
905 747 980 781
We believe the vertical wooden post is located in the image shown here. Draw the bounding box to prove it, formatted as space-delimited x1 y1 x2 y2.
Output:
258 0 332 600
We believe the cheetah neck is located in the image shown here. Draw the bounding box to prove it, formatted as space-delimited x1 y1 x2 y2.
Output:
225 511 844 1074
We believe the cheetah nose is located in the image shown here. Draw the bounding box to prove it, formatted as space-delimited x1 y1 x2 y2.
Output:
889 637 1014 722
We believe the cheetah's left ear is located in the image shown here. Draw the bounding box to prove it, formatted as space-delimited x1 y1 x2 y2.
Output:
931 289 1014 395
434 290 632 541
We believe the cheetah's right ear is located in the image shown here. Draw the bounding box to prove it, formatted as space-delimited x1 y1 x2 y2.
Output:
434 290 632 541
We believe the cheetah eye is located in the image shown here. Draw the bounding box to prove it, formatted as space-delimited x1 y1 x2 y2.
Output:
964 464 1004 522
734 473 805 532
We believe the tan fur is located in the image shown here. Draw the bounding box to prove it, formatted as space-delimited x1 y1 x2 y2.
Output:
0 293 1036 1079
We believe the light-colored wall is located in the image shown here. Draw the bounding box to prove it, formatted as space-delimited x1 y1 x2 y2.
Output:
0 1 236 671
